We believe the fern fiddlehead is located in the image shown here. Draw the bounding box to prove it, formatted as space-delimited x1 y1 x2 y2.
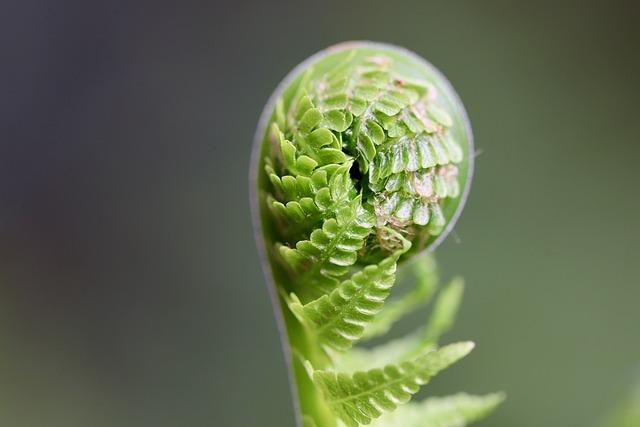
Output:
250 42 502 427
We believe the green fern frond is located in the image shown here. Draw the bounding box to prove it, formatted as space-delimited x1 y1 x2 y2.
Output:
361 253 438 340
265 162 325 204
290 230 411 353
314 161 357 214
286 92 352 165
336 276 465 372
252 42 501 427
279 196 375 297
267 160 356 242
311 342 474 427
370 392 506 427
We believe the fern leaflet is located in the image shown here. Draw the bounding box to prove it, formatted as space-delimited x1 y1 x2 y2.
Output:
311 342 474 427
290 230 411 353
370 393 506 427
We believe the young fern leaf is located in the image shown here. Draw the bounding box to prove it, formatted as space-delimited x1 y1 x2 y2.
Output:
335 276 465 372
361 253 438 340
251 42 501 427
311 342 474 427
369 392 506 427
280 196 375 297
268 160 356 243
290 230 411 353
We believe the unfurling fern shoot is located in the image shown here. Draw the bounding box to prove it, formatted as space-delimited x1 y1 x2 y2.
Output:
250 42 503 427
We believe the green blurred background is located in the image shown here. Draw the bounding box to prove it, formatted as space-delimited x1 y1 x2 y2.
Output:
2 0 639 426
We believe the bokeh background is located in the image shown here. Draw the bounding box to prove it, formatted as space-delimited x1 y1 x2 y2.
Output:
2 0 639 426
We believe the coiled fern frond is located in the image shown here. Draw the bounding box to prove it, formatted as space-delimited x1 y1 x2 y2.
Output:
251 42 502 427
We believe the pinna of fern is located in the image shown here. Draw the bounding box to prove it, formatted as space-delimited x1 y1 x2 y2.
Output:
251 42 502 427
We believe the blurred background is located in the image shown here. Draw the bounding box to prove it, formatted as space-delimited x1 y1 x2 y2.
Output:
2 0 639 426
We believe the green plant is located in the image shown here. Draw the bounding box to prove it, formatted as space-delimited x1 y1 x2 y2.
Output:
250 42 503 427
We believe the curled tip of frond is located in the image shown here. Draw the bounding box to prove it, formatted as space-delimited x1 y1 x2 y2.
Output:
263 49 467 263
